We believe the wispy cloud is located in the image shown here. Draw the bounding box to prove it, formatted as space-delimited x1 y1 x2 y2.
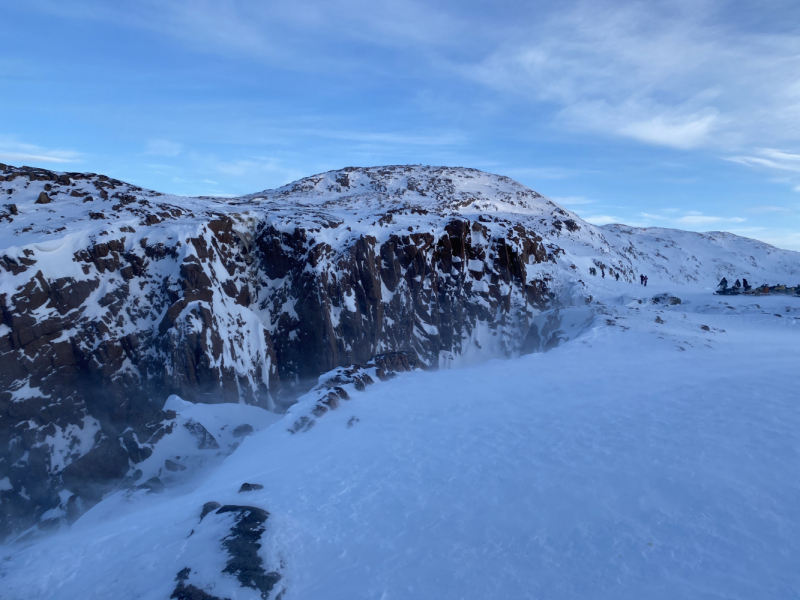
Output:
0 137 81 164
24 0 464 74
676 214 745 225
146 139 183 157
747 205 792 214
583 214 621 225
728 148 800 174
502 167 580 181
550 195 594 205
727 148 800 191
214 157 304 185
638 210 746 227
291 128 465 147
23 1 800 160
463 1 800 151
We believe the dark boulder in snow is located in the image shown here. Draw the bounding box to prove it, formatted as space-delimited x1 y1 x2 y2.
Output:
652 293 682 305
178 504 283 599
184 419 220 450
171 567 229 600
199 501 221 522
232 424 254 438
216 505 281 599
165 459 187 472
136 476 165 494
238 482 264 493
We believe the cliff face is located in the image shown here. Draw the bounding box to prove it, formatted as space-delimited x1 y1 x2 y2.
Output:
1 163 798 538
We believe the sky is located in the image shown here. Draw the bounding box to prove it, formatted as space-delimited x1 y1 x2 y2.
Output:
2 0 800 250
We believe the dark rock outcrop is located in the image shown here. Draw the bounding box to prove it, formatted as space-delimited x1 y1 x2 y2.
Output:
175 503 283 600
0 163 630 537
239 483 264 493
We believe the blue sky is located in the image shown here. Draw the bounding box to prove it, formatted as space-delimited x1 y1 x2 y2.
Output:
2 0 800 250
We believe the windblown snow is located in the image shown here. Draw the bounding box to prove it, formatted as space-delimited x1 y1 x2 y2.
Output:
0 163 798 599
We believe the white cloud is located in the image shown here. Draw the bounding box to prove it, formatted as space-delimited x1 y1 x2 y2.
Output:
583 215 621 225
464 1 800 151
748 205 791 214
550 195 594 205
291 128 464 147
0 137 81 164
146 139 183 157
728 156 800 173
24 0 464 72
759 149 800 163
502 167 579 181
636 210 746 226
726 148 800 191
676 214 745 225
638 212 669 221
214 157 304 185
617 111 719 150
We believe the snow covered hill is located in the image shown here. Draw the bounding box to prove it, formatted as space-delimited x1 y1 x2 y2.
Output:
1 162 798 540
1 290 798 600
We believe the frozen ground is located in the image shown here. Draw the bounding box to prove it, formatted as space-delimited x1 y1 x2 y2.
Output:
1 289 799 599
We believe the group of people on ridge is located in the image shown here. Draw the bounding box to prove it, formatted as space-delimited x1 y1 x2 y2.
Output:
717 277 751 293
588 266 648 285
717 277 800 296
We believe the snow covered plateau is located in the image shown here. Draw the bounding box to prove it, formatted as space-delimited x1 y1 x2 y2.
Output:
0 163 798 598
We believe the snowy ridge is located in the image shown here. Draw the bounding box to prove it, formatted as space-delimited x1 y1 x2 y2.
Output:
0 162 798 539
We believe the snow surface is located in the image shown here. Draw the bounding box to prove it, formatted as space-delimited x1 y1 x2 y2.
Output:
2 287 798 599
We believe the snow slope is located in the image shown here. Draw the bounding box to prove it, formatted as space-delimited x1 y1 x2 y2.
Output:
2 287 798 599
2 161 800 542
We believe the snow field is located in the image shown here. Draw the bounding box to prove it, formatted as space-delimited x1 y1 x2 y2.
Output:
1 292 798 599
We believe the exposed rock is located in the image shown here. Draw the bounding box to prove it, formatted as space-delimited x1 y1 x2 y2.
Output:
232 424 254 438
175 503 283 599
217 505 281 599
171 567 229 600
652 293 682 305
199 501 221 522
183 420 220 450
165 459 187 472
238 483 264 493
35 192 51 204
136 476 165 494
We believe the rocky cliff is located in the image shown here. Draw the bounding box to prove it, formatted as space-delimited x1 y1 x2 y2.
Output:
1 163 798 539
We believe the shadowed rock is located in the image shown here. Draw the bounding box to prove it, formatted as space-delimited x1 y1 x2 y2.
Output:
238 483 264 493
216 505 281 599
184 420 220 450
232 424 254 438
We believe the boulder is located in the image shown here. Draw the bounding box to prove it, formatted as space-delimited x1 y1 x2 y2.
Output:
652 293 681 305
